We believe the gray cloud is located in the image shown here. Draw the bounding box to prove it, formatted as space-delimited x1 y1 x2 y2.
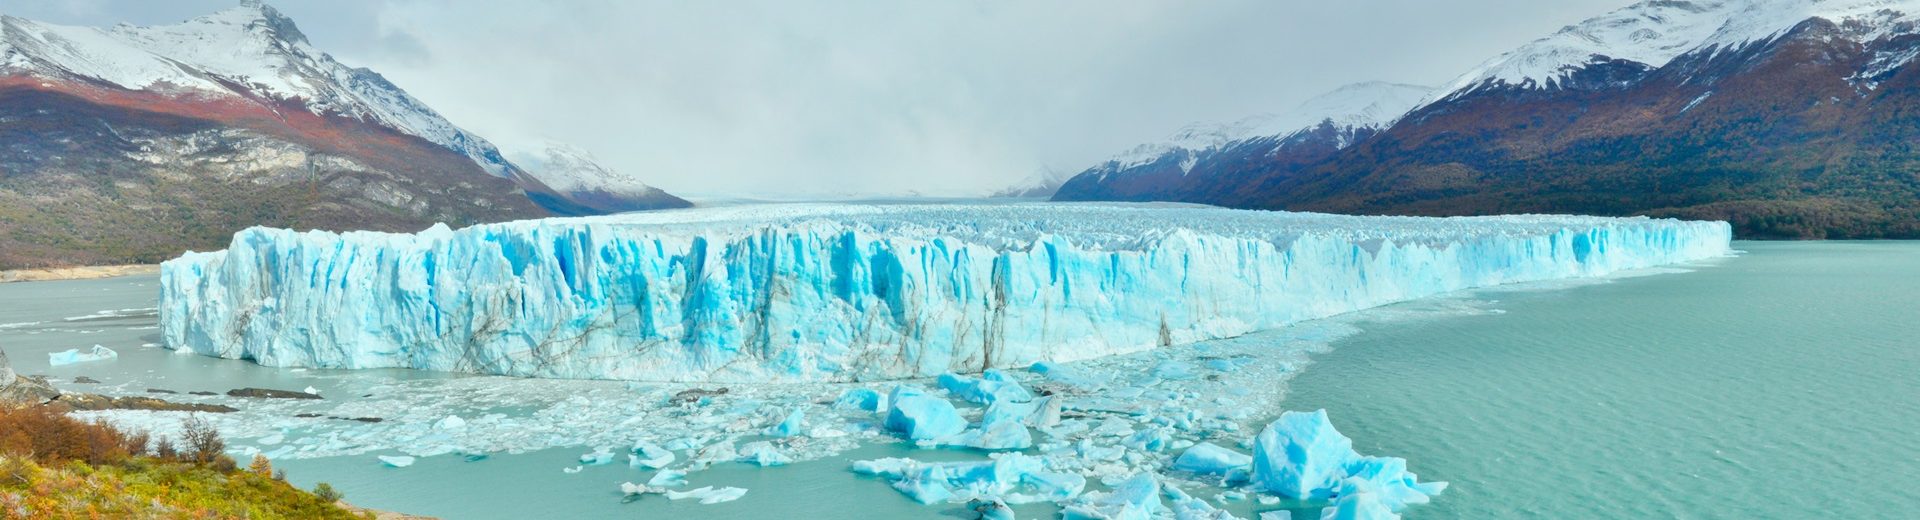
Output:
1 0 1634 197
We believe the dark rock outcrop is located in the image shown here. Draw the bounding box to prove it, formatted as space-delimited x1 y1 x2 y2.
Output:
226 387 323 400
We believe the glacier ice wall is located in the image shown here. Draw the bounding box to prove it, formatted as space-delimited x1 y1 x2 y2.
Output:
158 203 1732 382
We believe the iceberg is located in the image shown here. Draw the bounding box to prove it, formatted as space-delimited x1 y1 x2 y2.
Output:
158 203 1731 381
938 370 1034 405
48 345 118 366
1173 442 1253 476
664 486 748 505
1249 410 1443 512
885 386 967 440
629 440 675 469
1061 473 1163 520
765 408 805 437
850 453 1086 505
1319 478 1398 520
377 455 415 468
834 387 888 412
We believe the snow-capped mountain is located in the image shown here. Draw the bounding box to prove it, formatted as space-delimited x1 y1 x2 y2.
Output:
1427 0 1920 103
0 2 683 268
1252 0 1920 238
1060 0 1920 239
1053 82 1431 202
1 1 520 179
509 143 691 213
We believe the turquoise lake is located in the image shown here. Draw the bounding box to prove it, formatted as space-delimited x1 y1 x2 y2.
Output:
3 241 1915 518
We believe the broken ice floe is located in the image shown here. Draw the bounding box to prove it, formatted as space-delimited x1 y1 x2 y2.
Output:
48 345 117 366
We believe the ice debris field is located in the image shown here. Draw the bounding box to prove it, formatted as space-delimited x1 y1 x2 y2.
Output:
157 203 1732 382
88 319 1449 519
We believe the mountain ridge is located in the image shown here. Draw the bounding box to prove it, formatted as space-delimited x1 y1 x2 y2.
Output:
1057 0 1920 239
0 2 686 268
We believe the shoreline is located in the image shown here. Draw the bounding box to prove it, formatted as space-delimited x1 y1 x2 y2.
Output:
0 264 160 284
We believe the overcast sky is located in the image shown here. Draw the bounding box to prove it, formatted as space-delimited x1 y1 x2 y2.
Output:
6 0 1633 198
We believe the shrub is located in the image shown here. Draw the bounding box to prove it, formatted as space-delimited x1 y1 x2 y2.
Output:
313 482 344 502
0 405 142 465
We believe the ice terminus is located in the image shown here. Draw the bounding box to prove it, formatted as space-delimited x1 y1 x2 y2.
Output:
160 203 1732 382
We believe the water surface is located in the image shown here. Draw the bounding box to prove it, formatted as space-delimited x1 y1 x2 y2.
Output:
3 242 1912 518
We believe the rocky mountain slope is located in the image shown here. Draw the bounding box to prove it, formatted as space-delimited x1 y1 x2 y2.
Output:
0 2 683 268
1060 0 1920 239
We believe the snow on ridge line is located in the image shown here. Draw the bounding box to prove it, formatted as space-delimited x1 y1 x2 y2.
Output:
157 203 1733 382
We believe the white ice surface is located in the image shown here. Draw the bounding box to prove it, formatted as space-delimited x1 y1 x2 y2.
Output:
158 203 1732 383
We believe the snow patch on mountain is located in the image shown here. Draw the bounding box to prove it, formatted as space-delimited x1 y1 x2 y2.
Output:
1429 0 1920 102
508 142 666 199
0 1 517 177
989 169 1073 198
1096 82 1432 173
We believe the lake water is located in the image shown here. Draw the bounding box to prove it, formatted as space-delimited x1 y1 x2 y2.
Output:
2 241 1914 518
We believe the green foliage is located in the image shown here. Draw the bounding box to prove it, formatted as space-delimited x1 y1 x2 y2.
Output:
313 481 345 503
0 405 364 519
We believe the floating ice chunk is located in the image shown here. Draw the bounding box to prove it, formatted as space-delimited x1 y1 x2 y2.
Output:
48 345 117 366
257 434 284 446
939 371 1033 405
1164 481 1242 520
1319 478 1397 520
664 486 748 504
1062 473 1164 520
435 415 467 430
940 398 1034 450
943 418 1032 451
1174 442 1252 476
1153 361 1198 381
377 455 415 468
973 498 1016 520
562 465 584 474
1249 410 1443 512
580 448 616 466
835 387 888 412
766 408 804 437
808 425 848 438
1124 428 1172 452
1027 396 1063 428
303 386 320 395
1342 457 1447 512
1076 439 1126 462
692 440 739 468
619 482 658 496
1251 410 1357 499
1031 361 1107 389
630 440 675 469
885 386 966 440
737 441 790 466
850 453 1085 505
1260 511 1293 520
647 469 688 488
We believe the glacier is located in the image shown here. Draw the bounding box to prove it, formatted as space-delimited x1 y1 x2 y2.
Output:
158 203 1731 382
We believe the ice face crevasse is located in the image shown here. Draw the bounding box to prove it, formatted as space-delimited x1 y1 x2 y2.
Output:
158 203 1733 382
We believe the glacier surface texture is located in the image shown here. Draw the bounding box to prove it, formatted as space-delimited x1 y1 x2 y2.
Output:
159 203 1731 382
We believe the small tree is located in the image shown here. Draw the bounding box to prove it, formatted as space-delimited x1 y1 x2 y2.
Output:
249 454 273 477
313 482 344 503
179 416 224 464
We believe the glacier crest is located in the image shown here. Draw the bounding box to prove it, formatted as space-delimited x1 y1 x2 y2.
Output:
158 203 1732 382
